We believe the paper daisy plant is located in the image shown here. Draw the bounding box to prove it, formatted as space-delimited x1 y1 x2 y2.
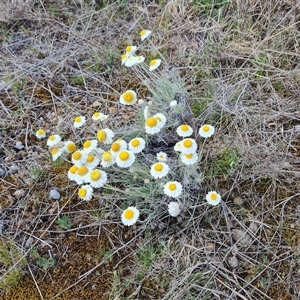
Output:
150 162 169 179
97 128 115 144
145 113 166 135
110 139 127 156
121 206 139 226
180 152 198 165
125 45 137 56
88 169 107 188
92 112 108 121
71 150 84 166
64 141 77 154
206 191 222 206
74 116 86 128
47 134 61 147
140 29 151 41
82 139 98 155
78 185 93 201
176 124 193 138
51 147 64 161
120 90 137 105
68 165 78 181
128 138 145 154
149 59 161 71
100 151 115 168
116 150 135 168
168 201 181 217
198 124 215 138
164 181 183 198
82 154 100 169
180 138 197 154
35 129 46 139
74 165 90 184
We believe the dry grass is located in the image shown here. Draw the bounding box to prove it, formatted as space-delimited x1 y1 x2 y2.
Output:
1 0 300 299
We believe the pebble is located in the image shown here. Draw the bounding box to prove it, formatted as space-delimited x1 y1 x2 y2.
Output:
0 168 5 176
15 141 24 150
50 189 61 200
228 256 239 268
9 164 18 174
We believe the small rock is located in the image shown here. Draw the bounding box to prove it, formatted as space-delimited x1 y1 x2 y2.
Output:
0 168 5 177
50 189 61 200
15 141 24 150
9 164 18 174
228 256 238 268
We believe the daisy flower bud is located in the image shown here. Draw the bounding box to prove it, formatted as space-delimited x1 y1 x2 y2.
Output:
176 124 193 138
74 116 86 128
164 181 182 198
198 124 215 138
140 29 151 41
47 134 61 147
128 138 145 154
121 206 139 226
36 129 46 139
206 191 221 206
116 150 135 168
169 100 178 107
168 201 181 217
149 59 161 71
78 185 93 201
150 162 169 179
120 90 137 105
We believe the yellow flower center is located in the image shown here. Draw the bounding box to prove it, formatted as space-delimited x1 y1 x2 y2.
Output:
67 142 76 152
75 116 81 123
102 151 113 162
150 60 157 66
37 129 45 135
119 151 129 161
72 151 82 160
122 91 134 103
97 130 106 142
154 163 163 172
93 112 100 118
83 140 92 149
86 155 94 163
140 29 147 36
51 148 60 155
146 117 157 128
124 209 134 220
90 170 101 181
126 46 133 53
185 153 194 159
77 166 89 176
183 140 192 148
49 135 55 141
169 183 177 191
180 125 189 132
131 139 140 147
202 125 210 132
69 166 78 174
210 193 218 201
111 142 121 152
121 54 127 61
78 188 87 197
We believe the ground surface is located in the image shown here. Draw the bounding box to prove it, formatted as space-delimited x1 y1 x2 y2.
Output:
1 0 300 299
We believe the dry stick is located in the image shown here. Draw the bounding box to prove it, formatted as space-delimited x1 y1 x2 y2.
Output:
27 262 45 300
49 227 146 300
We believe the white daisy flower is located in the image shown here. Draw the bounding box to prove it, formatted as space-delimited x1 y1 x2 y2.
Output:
78 185 93 201
121 206 139 226
136 55 145 63
164 181 183 198
180 152 198 165
71 150 84 166
47 134 61 147
100 151 115 168
51 147 64 161
145 116 164 135
150 162 169 179
120 90 137 105
125 45 137 56
128 138 145 153
74 166 90 184
140 29 152 41
88 169 107 188
169 100 178 107
82 154 100 169
180 138 197 154
64 141 77 154
149 59 161 71
206 191 222 206
153 113 166 128
176 124 193 137
174 141 182 152
68 165 78 181
116 150 135 168
157 151 167 162
92 112 108 121
121 53 129 65
97 128 115 144
74 116 86 128
82 139 98 155
35 129 46 139
198 124 215 138
110 139 127 156
168 201 181 217
124 56 138 67
143 106 150 120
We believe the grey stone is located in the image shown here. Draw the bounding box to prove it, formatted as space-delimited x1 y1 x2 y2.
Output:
50 189 60 200
15 141 24 150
